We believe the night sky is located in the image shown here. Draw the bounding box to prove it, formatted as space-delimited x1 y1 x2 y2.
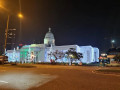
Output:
0 0 120 53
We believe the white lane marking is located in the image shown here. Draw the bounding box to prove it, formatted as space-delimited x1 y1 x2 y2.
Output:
0 80 8 83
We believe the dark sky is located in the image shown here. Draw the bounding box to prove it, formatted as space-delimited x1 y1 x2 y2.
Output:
0 0 120 52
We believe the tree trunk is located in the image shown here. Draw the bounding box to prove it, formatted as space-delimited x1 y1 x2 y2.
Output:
71 61 72 66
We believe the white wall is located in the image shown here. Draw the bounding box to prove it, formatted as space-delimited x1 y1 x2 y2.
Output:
6 44 99 64
80 46 97 63
7 50 20 62
93 47 99 62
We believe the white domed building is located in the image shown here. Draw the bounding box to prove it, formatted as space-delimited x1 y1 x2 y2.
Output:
44 28 55 47
7 28 99 64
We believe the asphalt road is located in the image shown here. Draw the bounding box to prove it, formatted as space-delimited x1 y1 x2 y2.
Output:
0 64 120 90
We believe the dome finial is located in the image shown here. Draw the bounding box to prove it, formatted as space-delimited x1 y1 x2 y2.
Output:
49 27 51 32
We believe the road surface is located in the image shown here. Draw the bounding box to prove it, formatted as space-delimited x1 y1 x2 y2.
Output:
0 64 119 90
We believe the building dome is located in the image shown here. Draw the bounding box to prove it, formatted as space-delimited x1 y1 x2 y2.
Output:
45 29 54 39
44 28 55 47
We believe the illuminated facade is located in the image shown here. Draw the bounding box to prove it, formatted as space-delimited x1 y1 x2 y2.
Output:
7 28 99 63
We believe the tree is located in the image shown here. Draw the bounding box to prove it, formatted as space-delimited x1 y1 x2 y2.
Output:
48 50 65 63
66 48 83 65
113 54 120 63
52 50 65 61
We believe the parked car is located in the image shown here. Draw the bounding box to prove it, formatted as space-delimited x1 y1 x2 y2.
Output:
0 56 8 64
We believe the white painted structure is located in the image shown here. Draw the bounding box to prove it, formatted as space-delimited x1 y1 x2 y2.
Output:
7 48 20 62
7 28 99 63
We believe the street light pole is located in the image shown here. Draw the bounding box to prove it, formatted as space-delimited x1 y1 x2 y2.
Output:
3 15 9 64
111 40 115 48
19 0 22 43
19 15 22 43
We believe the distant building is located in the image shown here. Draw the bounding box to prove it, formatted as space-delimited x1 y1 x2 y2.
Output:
107 48 120 55
7 29 16 50
106 47 120 63
7 28 99 64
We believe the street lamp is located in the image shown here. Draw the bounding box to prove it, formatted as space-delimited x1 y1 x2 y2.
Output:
18 13 23 18
4 14 22 56
111 40 115 48
18 0 23 44
0 1 4 9
18 13 23 43
111 40 115 43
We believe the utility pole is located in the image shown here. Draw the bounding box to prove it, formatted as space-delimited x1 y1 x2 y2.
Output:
3 15 9 64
